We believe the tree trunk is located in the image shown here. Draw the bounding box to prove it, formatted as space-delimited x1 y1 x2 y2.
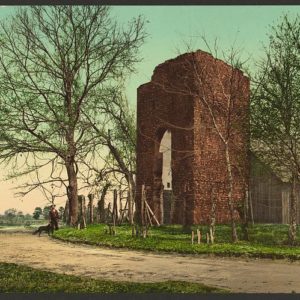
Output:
66 160 78 227
98 183 110 223
128 187 133 225
88 194 94 224
288 174 297 245
225 144 238 243
128 175 135 225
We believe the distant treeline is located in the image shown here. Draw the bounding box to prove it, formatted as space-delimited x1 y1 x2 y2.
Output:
0 208 45 226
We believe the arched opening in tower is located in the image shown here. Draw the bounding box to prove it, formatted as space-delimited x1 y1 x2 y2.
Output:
159 129 172 224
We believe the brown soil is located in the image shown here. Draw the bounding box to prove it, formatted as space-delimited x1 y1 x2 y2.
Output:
1 231 299 293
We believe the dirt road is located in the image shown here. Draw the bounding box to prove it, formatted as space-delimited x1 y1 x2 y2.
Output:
1 231 300 293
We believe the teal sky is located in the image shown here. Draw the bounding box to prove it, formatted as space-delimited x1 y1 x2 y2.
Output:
1 6 300 106
111 6 300 106
0 5 300 214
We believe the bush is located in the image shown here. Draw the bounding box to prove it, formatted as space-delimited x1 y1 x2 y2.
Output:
24 221 31 228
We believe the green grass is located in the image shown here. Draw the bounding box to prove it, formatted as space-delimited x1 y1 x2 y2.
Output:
0 263 227 293
53 223 300 260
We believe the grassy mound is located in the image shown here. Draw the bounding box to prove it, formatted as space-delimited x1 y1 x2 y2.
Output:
53 223 300 260
0 262 227 293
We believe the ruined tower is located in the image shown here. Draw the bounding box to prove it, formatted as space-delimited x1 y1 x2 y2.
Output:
136 50 250 225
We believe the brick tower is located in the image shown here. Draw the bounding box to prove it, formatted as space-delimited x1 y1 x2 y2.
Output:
136 50 250 225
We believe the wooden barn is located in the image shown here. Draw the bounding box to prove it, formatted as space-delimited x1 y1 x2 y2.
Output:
249 153 300 224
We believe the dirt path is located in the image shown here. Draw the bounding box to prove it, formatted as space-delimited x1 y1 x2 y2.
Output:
1 232 300 293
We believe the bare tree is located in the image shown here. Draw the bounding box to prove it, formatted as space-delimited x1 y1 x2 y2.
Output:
0 6 146 226
80 85 137 224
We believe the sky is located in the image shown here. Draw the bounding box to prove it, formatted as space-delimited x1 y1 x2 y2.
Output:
0 5 300 214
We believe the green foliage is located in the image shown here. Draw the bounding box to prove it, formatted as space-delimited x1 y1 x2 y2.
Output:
58 206 64 218
0 209 36 226
54 224 300 260
4 208 17 219
32 207 42 220
24 221 32 228
42 205 51 220
0 263 226 293
0 6 146 221
251 13 300 179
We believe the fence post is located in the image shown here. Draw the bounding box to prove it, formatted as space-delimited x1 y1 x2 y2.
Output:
141 184 145 227
63 199 69 223
78 195 86 229
113 189 118 234
197 229 201 244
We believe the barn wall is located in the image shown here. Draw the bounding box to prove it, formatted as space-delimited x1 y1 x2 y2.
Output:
249 154 300 224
